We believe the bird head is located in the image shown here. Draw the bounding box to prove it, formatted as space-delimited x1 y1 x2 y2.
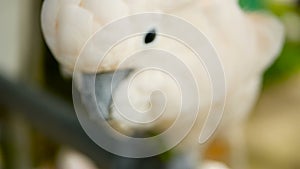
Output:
41 0 284 135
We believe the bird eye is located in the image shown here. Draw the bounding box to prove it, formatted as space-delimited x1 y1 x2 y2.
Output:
144 29 156 44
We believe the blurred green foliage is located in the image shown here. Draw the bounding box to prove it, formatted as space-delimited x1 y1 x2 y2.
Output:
239 0 300 86
264 42 300 85
239 0 265 11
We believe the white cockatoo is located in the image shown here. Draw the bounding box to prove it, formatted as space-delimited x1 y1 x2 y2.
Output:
41 0 284 169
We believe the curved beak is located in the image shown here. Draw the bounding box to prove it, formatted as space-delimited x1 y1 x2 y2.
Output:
78 69 132 120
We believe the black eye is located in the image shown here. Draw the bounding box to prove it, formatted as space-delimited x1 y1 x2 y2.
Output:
144 29 156 44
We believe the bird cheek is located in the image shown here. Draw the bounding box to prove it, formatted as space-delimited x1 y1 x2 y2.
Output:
110 71 181 132
110 78 153 130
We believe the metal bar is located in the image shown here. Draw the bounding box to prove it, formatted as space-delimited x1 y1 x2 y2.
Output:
0 75 114 168
0 75 164 169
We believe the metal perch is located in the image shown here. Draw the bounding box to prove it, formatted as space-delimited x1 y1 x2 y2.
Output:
0 75 164 169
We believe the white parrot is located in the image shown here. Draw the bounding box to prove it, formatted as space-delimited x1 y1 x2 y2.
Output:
41 0 284 169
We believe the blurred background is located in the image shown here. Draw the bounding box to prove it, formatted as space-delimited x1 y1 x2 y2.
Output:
0 0 299 169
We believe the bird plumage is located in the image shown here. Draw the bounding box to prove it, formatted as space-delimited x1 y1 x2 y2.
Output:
41 0 284 168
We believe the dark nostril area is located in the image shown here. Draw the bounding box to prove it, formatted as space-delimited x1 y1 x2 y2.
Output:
144 29 156 44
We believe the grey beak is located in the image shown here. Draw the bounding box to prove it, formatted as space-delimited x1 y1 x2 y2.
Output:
77 69 132 120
